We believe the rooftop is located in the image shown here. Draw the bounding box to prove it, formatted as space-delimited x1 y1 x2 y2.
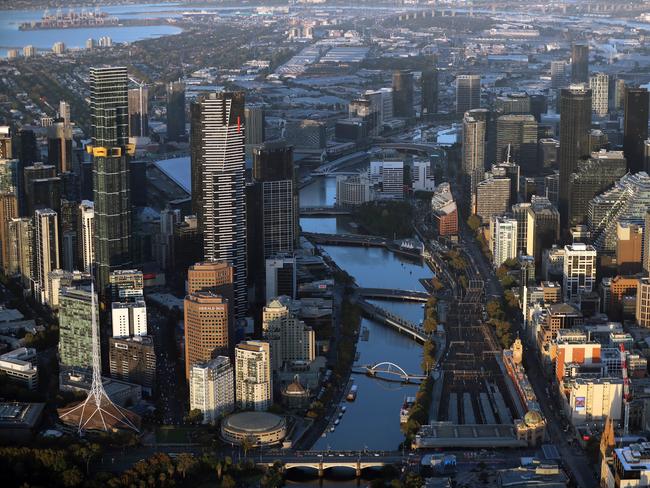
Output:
222 411 285 433
0 402 44 429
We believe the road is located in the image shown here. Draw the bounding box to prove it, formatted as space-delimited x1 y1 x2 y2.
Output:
148 308 185 424
458 222 502 298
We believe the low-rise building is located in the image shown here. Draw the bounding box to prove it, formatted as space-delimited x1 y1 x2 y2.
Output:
0 348 38 390
602 442 650 488
336 174 374 206
498 462 568 487
0 402 45 443
566 377 623 426
430 183 458 236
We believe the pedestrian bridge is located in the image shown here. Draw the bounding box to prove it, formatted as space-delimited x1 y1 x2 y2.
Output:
354 361 428 382
358 287 430 302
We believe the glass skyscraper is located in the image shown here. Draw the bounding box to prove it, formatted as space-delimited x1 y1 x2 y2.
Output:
90 66 132 294
558 85 592 226
190 92 247 318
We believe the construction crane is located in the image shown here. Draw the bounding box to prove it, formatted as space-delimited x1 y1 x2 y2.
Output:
620 343 632 436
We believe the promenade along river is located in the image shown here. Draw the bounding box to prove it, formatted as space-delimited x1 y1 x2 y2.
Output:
301 176 431 452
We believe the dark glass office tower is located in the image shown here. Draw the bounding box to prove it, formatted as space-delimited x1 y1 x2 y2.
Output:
253 140 296 255
248 140 296 304
456 74 481 114
559 85 592 226
571 43 589 83
392 71 414 118
90 66 132 294
166 81 185 142
18 129 38 167
624 87 649 173
190 91 247 318
421 68 438 117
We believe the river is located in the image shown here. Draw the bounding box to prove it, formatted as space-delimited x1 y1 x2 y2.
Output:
289 177 430 484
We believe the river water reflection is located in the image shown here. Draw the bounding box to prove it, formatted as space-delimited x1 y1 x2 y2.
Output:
299 177 431 455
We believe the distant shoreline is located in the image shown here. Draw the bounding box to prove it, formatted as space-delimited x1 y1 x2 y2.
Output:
0 0 292 12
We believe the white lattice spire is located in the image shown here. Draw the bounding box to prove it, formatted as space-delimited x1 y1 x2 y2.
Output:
58 277 139 434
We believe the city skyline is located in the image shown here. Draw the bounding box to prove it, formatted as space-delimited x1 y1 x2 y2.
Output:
3 2 650 487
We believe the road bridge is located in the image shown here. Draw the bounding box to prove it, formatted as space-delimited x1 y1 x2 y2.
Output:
300 206 352 216
258 452 401 477
304 232 388 247
357 287 429 302
311 151 369 175
377 142 442 155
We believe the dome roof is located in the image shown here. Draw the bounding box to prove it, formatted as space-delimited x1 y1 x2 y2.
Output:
524 409 543 427
284 377 308 396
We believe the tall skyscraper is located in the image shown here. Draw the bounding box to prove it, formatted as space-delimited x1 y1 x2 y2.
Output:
251 140 296 257
128 86 148 138
563 243 596 302
244 104 265 148
18 129 38 167
474 176 511 223
47 119 72 173
456 74 481 114
0 126 12 159
392 71 414 118
7 217 33 288
550 61 566 89
235 340 272 411
184 292 230 380
189 356 234 424
589 73 609 117
461 110 486 212
495 114 538 173
644 209 650 275
568 150 627 226
34 208 59 305
421 68 438 117
0 193 17 273
624 87 650 173
59 100 70 127
166 81 185 142
558 85 592 225
89 66 132 294
77 200 94 273
588 172 650 254
190 92 247 318
490 216 518 269
636 277 650 327
571 43 589 83
615 79 626 111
